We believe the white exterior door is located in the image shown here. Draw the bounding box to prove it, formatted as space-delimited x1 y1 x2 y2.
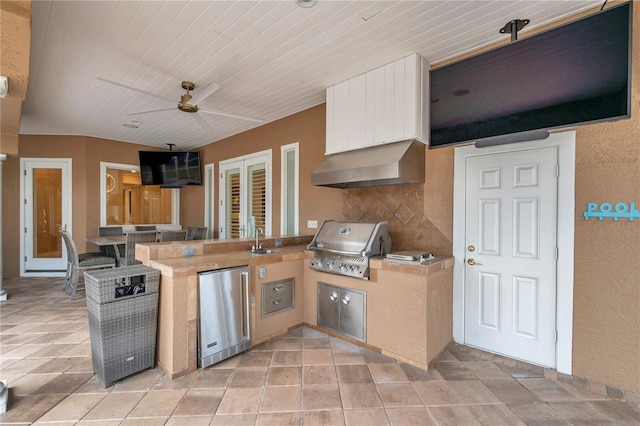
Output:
21 158 72 275
464 147 558 367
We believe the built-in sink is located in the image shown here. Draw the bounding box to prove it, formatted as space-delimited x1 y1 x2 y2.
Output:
251 248 279 255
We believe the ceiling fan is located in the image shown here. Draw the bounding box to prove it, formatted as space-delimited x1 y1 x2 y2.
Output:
97 77 262 132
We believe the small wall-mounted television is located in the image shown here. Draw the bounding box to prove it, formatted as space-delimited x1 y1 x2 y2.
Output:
138 151 202 187
429 2 632 148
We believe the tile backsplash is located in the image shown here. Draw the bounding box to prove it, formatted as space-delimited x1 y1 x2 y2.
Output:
342 183 452 255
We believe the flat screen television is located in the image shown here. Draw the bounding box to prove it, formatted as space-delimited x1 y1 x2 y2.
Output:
429 2 632 148
138 151 202 187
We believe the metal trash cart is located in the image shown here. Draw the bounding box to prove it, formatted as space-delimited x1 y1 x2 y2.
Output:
85 265 160 387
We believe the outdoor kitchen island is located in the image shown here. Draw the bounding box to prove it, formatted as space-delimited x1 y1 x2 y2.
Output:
135 238 454 379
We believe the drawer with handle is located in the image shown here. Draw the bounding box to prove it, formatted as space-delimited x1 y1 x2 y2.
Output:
262 278 294 317
262 278 293 299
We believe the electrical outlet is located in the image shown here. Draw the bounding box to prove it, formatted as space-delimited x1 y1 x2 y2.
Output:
183 247 195 256
307 220 318 229
274 239 283 248
259 267 266 279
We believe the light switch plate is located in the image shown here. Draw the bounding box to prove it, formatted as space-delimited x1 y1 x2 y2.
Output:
307 220 318 228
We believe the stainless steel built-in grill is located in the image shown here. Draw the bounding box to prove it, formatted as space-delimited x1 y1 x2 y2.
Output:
307 220 391 279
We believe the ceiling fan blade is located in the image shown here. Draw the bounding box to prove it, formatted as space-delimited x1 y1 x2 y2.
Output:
192 113 213 133
126 107 176 116
199 107 263 123
97 77 175 103
190 82 220 106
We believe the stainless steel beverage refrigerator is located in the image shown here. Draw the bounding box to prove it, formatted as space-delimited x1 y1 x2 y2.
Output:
197 266 251 368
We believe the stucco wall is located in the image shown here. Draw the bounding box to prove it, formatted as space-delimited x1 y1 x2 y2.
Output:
571 2 640 388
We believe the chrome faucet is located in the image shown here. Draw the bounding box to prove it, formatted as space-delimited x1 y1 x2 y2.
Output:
253 227 264 252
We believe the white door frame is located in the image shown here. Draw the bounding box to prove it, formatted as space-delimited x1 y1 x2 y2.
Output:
20 157 73 277
280 142 300 235
453 131 575 374
204 163 215 239
219 149 272 239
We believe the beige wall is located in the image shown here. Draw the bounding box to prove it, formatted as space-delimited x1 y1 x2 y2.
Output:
571 6 640 388
570 2 640 393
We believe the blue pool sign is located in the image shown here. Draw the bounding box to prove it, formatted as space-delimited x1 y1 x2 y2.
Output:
584 202 639 221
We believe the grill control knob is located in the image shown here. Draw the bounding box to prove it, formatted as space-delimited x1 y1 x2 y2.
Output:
315 259 323 267
327 260 334 268
339 263 346 271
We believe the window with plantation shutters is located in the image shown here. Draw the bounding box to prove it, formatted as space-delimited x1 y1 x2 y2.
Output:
248 164 266 232
226 169 241 238
219 150 272 239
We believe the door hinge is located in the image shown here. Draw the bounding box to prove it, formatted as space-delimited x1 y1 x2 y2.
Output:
24 169 27 176
24 199 27 205
554 329 558 342
24 227 27 234
556 164 559 178
24 256 27 262
556 247 559 260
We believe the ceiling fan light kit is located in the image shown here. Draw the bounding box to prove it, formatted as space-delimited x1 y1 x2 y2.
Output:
178 81 198 113
296 0 317 8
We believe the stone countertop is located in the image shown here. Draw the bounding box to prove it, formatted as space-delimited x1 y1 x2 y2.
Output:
148 244 308 278
141 236 453 278
369 255 455 276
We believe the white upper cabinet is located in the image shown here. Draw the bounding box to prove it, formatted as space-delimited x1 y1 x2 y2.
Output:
325 53 429 155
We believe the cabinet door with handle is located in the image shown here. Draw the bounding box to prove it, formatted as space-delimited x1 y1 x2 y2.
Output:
317 283 340 332
339 289 366 341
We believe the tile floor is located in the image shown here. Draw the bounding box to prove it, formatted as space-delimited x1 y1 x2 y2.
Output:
1 277 639 425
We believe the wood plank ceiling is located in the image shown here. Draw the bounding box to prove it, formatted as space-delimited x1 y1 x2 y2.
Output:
20 0 603 150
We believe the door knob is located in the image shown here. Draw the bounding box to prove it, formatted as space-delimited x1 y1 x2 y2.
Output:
467 258 482 266
468 245 475 252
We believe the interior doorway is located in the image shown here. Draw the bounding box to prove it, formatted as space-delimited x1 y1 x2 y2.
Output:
20 158 72 276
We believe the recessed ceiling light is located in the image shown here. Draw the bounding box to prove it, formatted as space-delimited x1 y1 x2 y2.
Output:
123 120 142 129
296 0 317 8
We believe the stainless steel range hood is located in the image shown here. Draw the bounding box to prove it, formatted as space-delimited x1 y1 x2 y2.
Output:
311 139 425 188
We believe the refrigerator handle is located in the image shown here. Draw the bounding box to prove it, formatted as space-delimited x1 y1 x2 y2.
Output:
241 269 250 339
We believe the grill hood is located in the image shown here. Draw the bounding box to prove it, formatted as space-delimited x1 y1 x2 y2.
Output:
311 139 425 188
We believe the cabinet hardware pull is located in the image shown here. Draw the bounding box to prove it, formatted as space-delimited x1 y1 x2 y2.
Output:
273 284 286 291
